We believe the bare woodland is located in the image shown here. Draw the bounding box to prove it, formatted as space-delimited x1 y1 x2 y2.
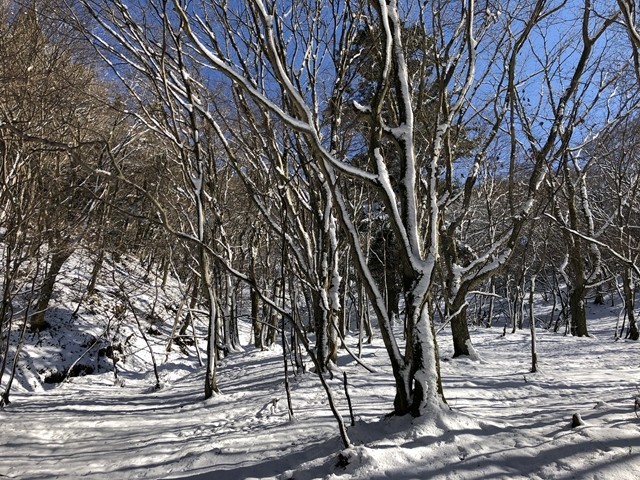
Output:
2 0 640 448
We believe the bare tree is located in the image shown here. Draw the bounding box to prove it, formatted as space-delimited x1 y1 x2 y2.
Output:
0 0 120 403
589 115 640 340
72 0 640 421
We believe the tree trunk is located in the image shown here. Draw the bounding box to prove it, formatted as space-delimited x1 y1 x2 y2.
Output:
1 271 38 407
593 286 604 305
359 285 373 343
441 231 473 357
529 275 538 373
219 277 233 355
251 286 263 349
487 280 495 328
199 247 219 399
222 269 237 352
569 282 588 337
86 249 104 296
562 167 590 338
399 287 446 416
450 294 471 357
622 268 639 341
312 291 328 370
31 248 73 332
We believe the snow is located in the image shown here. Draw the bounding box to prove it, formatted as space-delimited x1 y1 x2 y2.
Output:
2 253 640 479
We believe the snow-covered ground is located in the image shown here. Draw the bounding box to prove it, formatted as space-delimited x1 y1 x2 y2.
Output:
1 254 640 479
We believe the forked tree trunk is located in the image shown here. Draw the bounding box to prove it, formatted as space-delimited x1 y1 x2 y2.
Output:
393 286 446 416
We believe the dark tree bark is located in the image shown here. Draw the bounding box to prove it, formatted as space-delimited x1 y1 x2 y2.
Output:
251 286 263 349
30 248 73 332
622 268 639 340
450 298 471 357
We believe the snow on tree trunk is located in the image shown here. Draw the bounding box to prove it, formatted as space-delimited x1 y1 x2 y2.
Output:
402 285 447 415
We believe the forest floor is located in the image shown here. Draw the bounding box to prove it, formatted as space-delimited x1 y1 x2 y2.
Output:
1 255 640 479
